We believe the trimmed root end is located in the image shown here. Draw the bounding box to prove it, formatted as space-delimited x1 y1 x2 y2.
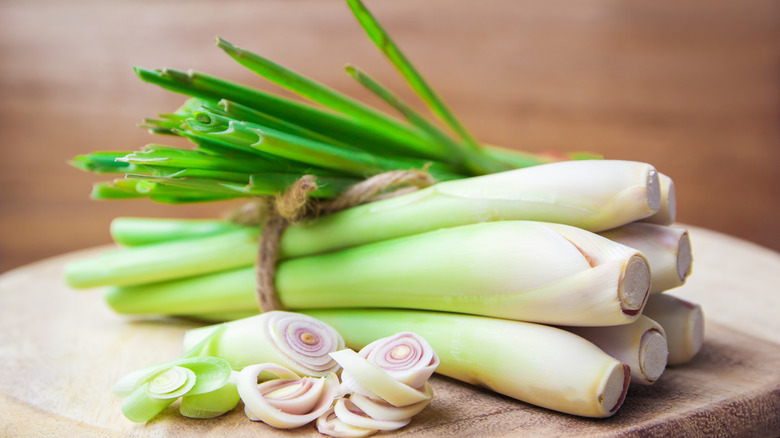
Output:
619 255 651 315
602 363 630 414
646 168 662 214
677 232 693 282
639 329 668 382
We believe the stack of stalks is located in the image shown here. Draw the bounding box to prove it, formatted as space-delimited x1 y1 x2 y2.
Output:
66 0 705 419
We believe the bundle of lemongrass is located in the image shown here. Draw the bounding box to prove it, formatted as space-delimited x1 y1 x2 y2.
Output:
66 0 706 422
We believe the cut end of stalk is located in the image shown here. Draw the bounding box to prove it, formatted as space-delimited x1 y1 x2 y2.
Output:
646 168 661 214
601 363 630 414
677 232 693 282
618 255 651 315
639 329 668 383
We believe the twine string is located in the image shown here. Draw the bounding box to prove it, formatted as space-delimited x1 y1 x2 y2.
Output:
246 170 436 312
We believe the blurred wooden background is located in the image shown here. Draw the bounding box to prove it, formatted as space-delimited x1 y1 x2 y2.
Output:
1 0 778 273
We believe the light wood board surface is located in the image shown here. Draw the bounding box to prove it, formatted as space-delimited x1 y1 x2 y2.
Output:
1 226 779 437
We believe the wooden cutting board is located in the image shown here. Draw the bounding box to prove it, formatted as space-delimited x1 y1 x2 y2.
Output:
1 226 778 437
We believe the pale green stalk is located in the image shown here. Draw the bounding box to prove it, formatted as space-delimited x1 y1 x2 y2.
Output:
65 228 258 288
565 315 668 385
304 308 630 418
69 160 661 289
642 294 704 365
600 223 692 294
182 311 344 377
103 221 650 327
110 218 244 246
640 173 676 225
277 221 650 326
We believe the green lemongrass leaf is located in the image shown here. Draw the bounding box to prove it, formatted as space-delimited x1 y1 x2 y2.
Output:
215 37 444 159
110 217 246 246
483 146 560 169
127 175 248 199
105 178 233 203
90 181 146 200
193 108 367 154
346 64 505 174
186 116 462 180
218 99 376 154
346 0 482 153
119 145 278 174
134 67 436 159
147 167 252 184
71 152 137 174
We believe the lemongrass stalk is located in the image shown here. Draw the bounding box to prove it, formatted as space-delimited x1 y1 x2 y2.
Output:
642 294 705 365
103 221 650 326
65 228 258 289
600 223 692 294
182 311 345 376
104 267 256 315
565 315 668 385
640 173 676 225
280 160 661 258
110 218 244 246
277 221 650 326
306 309 630 418
68 160 661 289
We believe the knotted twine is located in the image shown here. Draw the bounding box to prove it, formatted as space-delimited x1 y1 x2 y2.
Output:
227 170 437 312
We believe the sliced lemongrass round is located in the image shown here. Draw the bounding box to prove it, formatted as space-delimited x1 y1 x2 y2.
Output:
183 311 344 376
349 383 433 421
258 377 325 415
148 366 196 399
359 332 439 388
117 356 234 423
317 408 378 438
330 349 431 407
114 356 232 397
237 363 339 429
334 397 411 431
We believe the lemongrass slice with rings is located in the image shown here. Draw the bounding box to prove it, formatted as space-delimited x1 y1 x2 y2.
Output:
359 332 439 388
349 383 433 421
237 363 339 429
317 408 378 438
330 349 432 407
333 397 411 431
115 356 233 423
183 311 345 376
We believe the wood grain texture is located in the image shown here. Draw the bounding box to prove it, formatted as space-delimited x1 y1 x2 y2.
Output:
1 227 779 437
0 0 779 273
